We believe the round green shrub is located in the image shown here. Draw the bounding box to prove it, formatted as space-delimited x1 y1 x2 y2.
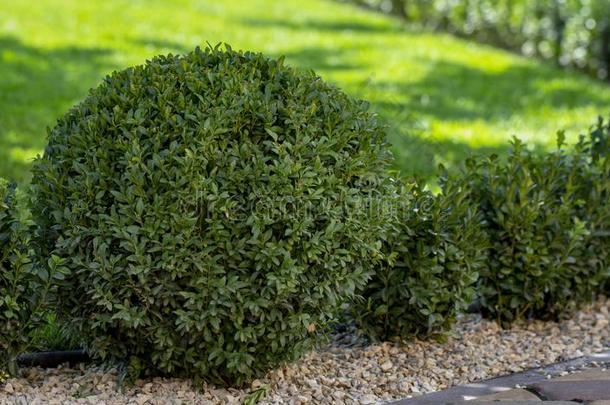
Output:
353 179 486 342
31 45 393 385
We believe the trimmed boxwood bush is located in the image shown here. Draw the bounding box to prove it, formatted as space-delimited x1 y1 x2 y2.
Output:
452 130 609 326
0 180 59 375
353 178 486 341
570 117 610 294
0 179 27 375
31 45 394 385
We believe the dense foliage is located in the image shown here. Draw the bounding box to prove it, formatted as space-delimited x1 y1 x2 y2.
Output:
348 0 610 80
570 117 610 294
0 179 26 374
353 179 486 341
31 45 394 385
449 118 610 325
0 180 59 375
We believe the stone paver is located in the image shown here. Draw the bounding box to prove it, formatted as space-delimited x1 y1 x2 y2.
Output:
472 388 541 401
554 369 610 381
528 368 610 401
390 351 610 404
531 380 610 401
390 369 548 404
456 402 575 405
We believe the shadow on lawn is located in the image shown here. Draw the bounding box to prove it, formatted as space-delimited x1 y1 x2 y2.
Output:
282 47 360 72
369 60 609 179
240 17 403 34
0 36 113 184
377 109 514 181
130 37 192 54
372 60 610 123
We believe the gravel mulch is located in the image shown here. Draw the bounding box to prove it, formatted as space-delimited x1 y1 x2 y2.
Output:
1 297 609 405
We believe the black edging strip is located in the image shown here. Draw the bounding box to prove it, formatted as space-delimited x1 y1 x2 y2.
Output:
16 350 90 368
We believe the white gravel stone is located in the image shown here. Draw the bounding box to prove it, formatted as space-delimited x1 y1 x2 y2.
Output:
380 360 393 372
0 297 608 404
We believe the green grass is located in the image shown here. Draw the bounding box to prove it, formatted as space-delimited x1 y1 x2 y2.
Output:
1 0 609 184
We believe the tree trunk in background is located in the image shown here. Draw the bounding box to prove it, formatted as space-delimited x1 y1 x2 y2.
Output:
602 23 610 81
391 0 408 20
552 1 565 66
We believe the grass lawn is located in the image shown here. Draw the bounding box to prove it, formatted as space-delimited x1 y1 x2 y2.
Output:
1 0 609 184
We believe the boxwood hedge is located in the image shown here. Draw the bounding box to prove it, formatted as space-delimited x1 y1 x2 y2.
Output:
570 117 610 295
353 178 487 341
31 45 394 385
0 179 27 375
0 180 60 375
450 120 610 326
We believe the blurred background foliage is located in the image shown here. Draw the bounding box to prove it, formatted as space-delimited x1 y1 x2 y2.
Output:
0 0 608 184
348 0 610 80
